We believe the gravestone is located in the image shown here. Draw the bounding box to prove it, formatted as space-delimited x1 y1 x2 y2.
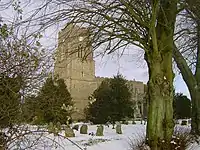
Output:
65 127 75 137
116 124 122 134
80 124 88 134
96 125 104 136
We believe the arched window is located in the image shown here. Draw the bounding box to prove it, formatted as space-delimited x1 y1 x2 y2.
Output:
77 45 83 58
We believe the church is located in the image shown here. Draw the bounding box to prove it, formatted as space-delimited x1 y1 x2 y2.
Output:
54 24 146 120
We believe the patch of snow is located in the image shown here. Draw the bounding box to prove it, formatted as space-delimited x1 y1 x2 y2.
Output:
8 123 200 150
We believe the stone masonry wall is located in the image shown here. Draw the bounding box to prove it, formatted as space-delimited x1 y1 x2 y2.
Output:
54 24 146 120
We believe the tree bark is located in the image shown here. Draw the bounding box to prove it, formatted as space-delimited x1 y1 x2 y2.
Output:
146 1 177 149
191 90 200 135
173 46 200 135
191 19 200 134
173 19 200 135
192 18 200 135
146 51 174 150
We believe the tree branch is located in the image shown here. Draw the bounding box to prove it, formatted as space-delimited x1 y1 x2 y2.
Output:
173 43 197 90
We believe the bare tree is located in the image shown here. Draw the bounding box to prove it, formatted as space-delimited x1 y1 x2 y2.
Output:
173 0 200 135
0 2 89 150
0 23 47 150
0 3 53 149
20 0 180 149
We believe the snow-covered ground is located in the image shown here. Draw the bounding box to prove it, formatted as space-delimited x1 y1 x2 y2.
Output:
9 121 200 150
60 122 146 150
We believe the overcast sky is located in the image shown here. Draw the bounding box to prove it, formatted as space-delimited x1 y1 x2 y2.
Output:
94 49 190 99
0 0 191 99
38 24 191 99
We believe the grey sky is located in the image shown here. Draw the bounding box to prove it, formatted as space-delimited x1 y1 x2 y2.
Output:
94 50 190 99
0 0 191 99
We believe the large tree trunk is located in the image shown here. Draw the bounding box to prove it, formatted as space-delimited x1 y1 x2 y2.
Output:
191 90 200 135
173 19 200 135
191 19 200 135
145 1 177 149
146 51 174 150
146 53 174 144
173 46 200 135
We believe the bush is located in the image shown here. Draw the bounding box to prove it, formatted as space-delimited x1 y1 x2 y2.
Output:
129 127 195 150
158 127 195 149
129 132 149 150
171 126 194 150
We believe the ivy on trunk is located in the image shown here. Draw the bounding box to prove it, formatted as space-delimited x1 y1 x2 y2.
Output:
145 1 177 149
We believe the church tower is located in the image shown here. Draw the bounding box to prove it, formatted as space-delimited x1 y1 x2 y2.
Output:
54 24 146 120
55 25 95 89
54 24 97 120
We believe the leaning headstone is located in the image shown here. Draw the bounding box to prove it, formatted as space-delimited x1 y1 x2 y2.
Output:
72 124 79 131
80 124 88 134
96 125 104 136
116 124 122 134
65 127 75 137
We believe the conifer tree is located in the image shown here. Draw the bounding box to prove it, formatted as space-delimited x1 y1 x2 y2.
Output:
86 74 134 124
22 95 38 123
173 93 191 119
36 76 73 124
0 76 21 128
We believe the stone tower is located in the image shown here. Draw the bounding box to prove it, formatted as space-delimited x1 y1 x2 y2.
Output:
55 24 147 120
54 25 98 120
55 24 95 82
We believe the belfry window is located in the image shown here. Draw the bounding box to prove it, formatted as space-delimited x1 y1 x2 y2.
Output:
78 45 83 58
81 71 84 77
